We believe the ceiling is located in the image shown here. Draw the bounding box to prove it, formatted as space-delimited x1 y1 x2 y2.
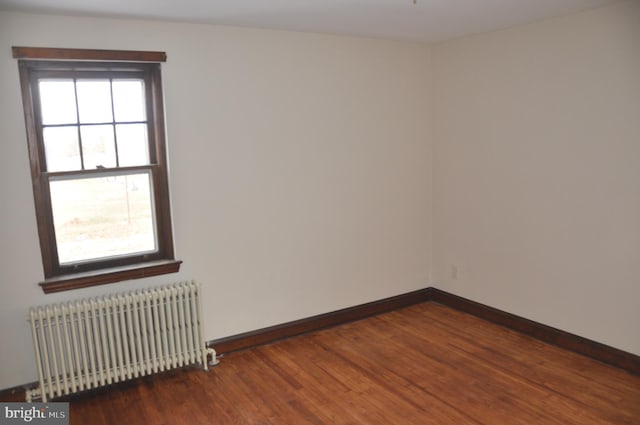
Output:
0 0 620 44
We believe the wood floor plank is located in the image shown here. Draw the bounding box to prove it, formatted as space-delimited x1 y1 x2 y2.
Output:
400 305 640 423
413 304 640 423
325 320 569 424
64 303 640 424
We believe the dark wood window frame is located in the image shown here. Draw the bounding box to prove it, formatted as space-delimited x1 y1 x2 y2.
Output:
13 47 181 293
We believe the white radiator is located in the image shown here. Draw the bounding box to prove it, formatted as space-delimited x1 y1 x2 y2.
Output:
27 281 217 402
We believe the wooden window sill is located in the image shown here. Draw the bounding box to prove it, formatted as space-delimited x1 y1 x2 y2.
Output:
39 259 182 294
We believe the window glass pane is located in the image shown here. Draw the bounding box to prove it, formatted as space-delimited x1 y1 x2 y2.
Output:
50 172 157 264
113 80 146 122
80 125 117 169
76 80 113 123
43 126 82 172
39 80 77 125
116 124 149 166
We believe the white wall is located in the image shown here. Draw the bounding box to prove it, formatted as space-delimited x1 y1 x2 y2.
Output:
0 12 433 389
433 1 640 354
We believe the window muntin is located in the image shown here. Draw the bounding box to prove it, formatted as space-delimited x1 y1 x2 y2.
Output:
37 76 150 172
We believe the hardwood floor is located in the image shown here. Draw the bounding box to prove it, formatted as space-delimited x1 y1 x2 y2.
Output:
66 303 640 424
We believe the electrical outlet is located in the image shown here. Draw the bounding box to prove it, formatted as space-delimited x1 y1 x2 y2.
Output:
451 265 458 280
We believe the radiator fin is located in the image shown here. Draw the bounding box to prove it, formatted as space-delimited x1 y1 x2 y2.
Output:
27 281 215 402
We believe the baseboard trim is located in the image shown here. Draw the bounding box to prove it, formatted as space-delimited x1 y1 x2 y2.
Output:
208 287 434 354
3 285 638 399
0 385 28 402
429 288 640 375
208 286 639 376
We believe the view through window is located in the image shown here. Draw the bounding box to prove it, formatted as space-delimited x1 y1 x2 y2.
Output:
14 47 180 292
41 78 156 264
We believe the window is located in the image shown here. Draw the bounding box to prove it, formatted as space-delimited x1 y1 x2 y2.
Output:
14 47 181 293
